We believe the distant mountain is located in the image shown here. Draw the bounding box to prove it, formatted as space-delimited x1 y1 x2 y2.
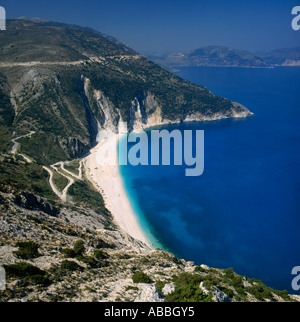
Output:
149 46 300 68
255 47 300 66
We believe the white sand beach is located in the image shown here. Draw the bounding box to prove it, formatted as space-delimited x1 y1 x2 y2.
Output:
84 134 150 246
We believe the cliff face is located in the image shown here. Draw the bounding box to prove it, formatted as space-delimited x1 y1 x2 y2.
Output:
80 81 252 138
0 19 253 163
128 92 253 133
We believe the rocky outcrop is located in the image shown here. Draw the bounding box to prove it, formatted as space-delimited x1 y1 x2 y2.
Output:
129 91 163 132
162 282 175 296
134 285 163 302
79 76 100 145
93 89 120 133
199 281 231 302
80 76 122 142
183 102 253 122
65 137 90 159
15 191 59 217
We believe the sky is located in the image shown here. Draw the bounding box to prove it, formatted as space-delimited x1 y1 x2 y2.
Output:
1 0 300 55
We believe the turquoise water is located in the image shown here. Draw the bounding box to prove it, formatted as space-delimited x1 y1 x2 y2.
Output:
119 67 300 293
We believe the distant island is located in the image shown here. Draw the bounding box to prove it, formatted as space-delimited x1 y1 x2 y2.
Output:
148 46 300 69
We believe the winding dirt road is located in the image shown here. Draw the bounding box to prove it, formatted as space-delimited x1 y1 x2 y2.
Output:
44 160 83 202
10 131 35 162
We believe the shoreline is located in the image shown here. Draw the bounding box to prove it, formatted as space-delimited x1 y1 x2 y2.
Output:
82 112 253 250
83 133 151 247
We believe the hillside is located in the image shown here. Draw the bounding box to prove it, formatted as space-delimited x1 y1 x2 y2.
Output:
149 46 300 69
0 19 252 166
256 47 300 66
0 185 298 302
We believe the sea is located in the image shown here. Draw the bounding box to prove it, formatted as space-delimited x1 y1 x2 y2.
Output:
119 66 300 293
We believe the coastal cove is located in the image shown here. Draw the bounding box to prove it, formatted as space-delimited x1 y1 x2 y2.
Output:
118 66 300 293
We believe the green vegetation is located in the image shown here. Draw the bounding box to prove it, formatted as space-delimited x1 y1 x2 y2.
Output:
196 267 292 302
61 240 85 258
0 126 12 153
73 240 85 256
132 272 152 284
68 179 110 216
63 159 81 176
61 240 101 268
94 249 108 260
61 248 76 258
61 260 83 272
159 268 293 302
4 262 50 286
125 286 139 292
194 266 206 273
244 277 291 302
0 73 15 127
79 256 100 269
165 284 212 302
27 215 43 224
18 133 69 166
164 272 212 302
14 241 40 259
0 155 56 200
155 280 168 296
51 169 69 192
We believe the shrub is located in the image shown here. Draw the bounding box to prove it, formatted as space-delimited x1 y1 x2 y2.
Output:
80 256 100 268
163 272 213 302
194 266 206 273
5 262 44 278
246 284 274 302
94 249 108 260
73 240 85 257
219 286 235 298
173 272 202 288
125 286 139 292
14 241 40 259
165 284 212 302
61 248 76 258
132 272 152 284
155 280 168 296
61 260 83 272
273 289 290 301
4 262 50 286
223 267 235 279
28 274 51 287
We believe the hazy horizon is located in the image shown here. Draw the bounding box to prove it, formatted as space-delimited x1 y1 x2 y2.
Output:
2 0 300 56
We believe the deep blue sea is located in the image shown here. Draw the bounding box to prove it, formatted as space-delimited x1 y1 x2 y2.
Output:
119 66 300 293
